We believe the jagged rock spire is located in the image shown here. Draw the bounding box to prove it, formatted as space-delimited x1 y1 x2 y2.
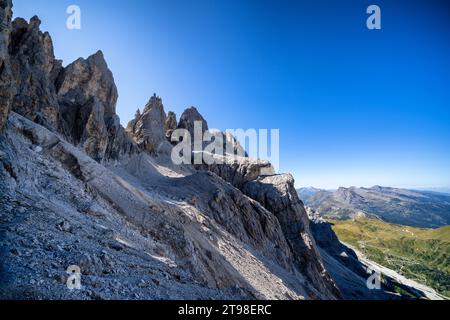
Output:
177 106 209 137
56 50 118 117
8 14 62 130
127 94 172 155
125 108 141 134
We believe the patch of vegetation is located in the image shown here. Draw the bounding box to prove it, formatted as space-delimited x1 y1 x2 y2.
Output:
328 217 450 298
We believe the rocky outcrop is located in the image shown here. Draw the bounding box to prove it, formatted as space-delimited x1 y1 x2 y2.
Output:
177 106 209 138
3 15 136 161
242 174 342 298
56 50 137 161
102 113 137 160
198 156 275 188
0 0 13 132
126 109 141 134
1 111 338 299
196 155 341 298
126 94 172 155
165 111 177 138
56 50 117 118
303 186 450 228
222 131 247 157
9 16 61 131
80 97 109 162
176 107 246 158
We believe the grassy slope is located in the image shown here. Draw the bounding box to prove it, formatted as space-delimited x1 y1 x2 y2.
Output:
328 217 450 297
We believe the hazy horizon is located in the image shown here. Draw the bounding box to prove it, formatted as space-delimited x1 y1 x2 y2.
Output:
297 185 450 193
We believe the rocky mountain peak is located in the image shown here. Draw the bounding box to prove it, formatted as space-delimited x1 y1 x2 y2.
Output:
0 0 343 300
135 108 141 118
56 50 118 117
177 106 209 136
126 94 172 155
29 14 40 27
335 187 365 206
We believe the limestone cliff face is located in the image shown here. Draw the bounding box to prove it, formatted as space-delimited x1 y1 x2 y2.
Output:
9 16 61 131
197 158 341 298
176 107 246 157
4 14 136 161
164 111 177 138
79 97 109 162
0 0 13 132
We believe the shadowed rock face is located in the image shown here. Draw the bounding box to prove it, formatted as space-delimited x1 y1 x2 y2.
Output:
80 97 109 162
9 16 61 131
0 0 13 132
56 50 117 117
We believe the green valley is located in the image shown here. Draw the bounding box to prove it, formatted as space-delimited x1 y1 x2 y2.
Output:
328 217 450 298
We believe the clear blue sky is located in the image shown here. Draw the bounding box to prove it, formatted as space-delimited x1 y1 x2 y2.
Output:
13 0 450 189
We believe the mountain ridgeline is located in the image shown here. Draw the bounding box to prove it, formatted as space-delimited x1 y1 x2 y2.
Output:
298 186 450 228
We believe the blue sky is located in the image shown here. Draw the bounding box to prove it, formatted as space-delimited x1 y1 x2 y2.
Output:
13 0 450 189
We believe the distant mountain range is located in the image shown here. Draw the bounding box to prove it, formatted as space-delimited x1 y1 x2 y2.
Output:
298 186 450 228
